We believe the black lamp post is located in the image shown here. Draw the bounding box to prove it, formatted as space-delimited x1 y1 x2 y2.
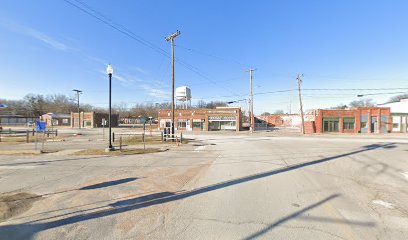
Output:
106 64 113 149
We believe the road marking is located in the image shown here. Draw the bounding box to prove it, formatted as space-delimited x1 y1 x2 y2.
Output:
194 146 206 152
372 200 395 209
401 172 408 181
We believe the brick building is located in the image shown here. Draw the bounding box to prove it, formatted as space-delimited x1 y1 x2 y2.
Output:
314 107 392 134
256 111 317 128
40 113 71 127
70 112 119 128
158 107 242 132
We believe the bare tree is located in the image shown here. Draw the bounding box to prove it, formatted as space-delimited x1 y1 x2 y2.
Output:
330 104 348 109
349 98 376 108
273 110 284 114
388 93 408 103
196 100 207 108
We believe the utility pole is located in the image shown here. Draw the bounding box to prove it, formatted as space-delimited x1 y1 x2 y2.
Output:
297 74 305 134
246 69 255 133
72 89 82 129
165 30 180 141
289 98 292 114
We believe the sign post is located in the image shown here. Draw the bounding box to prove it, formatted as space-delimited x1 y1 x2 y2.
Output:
149 116 153 136
102 118 106 140
35 121 46 151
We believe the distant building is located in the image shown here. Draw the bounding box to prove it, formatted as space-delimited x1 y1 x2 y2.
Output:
158 107 242 132
256 111 317 128
257 107 392 134
40 113 70 127
0 114 37 127
70 112 119 128
119 116 147 125
378 98 408 133
314 107 392 134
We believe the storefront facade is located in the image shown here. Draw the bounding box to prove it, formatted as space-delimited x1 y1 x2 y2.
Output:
158 107 242 132
315 107 392 134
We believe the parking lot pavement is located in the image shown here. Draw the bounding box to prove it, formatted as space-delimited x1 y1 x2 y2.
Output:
1 134 408 239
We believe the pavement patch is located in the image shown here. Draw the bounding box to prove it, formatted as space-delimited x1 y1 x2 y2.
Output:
372 200 395 209
194 145 206 152
0 192 41 222
400 172 408 181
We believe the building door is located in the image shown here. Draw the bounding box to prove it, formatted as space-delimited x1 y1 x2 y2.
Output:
380 116 388 133
371 116 377 133
361 115 368 133
323 118 339 132
186 120 191 131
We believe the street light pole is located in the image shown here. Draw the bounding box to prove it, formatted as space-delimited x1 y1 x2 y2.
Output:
165 30 180 141
72 89 82 129
106 64 114 149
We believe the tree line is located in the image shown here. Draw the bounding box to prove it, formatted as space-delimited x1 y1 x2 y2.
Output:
0 94 229 118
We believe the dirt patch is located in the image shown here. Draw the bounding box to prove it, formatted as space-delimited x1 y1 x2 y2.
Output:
0 192 41 222
73 148 166 156
121 135 164 145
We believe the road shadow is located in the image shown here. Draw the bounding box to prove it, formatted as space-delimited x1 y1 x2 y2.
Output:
0 143 393 239
242 194 375 240
2 178 139 204
79 178 138 190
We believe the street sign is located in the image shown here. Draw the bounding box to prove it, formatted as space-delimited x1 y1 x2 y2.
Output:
36 121 46 132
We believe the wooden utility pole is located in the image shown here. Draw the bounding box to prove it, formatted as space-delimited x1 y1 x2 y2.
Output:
297 74 305 134
246 69 255 133
165 30 180 141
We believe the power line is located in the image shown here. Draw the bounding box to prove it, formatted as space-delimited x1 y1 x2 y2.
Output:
175 44 248 68
64 0 170 58
63 0 242 97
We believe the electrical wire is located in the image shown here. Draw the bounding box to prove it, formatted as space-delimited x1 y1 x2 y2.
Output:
63 0 242 97
175 44 248 68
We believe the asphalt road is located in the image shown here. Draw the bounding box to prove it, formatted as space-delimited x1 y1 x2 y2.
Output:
1 134 408 239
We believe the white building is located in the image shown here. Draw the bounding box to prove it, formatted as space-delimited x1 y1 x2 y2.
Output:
378 98 408 133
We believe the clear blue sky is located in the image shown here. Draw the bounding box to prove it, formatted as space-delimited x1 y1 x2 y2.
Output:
1 0 408 114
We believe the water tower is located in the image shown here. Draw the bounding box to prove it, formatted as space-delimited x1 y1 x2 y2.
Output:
176 86 192 109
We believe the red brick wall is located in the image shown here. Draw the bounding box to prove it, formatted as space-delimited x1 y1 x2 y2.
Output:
315 107 391 134
256 115 283 127
304 121 316 134
158 108 242 131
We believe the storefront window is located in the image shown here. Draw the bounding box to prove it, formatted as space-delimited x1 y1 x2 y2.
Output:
178 120 187 128
323 118 339 132
343 117 355 130
193 120 204 130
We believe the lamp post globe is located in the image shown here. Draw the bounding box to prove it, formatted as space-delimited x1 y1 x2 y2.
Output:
107 64 113 149
107 64 113 75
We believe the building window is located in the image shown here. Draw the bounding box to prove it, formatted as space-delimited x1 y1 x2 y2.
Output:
160 119 171 128
323 118 339 132
343 117 355 130
178 120 187 128
193 120 204 130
